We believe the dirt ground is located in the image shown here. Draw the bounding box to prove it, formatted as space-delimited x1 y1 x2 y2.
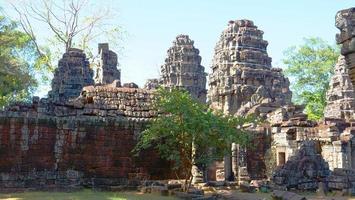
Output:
213 190 355 200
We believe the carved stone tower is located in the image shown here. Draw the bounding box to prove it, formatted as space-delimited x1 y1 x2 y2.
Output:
208 19 293 181
161 35 207 103
324 55 355 120
208 20 292 117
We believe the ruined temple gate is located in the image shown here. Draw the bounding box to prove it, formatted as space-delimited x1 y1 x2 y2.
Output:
1 7 355 192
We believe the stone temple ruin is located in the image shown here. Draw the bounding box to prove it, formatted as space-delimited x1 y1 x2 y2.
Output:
1 7 355 193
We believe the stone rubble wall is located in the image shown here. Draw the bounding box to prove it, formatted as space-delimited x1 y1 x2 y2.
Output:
328 168 355 194
272 141 330 190
0 86 175 190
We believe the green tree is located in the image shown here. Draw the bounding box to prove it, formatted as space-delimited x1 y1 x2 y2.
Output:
134 88 253 191
283 37 340 120
0 15 39 107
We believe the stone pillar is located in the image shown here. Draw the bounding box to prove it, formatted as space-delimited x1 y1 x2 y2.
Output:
224 154 232 181
231 143 238 181
191 142 204 184
333 141 352 169
95 43 121 85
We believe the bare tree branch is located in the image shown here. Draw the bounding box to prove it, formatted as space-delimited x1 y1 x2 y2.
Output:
10 0 122 64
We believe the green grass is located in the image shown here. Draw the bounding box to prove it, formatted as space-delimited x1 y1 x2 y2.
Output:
0 190 178 200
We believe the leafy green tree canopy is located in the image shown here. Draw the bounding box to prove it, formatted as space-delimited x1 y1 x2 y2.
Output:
0 15 39 107
283 37 340 120
134 88 253 188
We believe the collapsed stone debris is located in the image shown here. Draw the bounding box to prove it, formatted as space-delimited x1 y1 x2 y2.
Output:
0 7 355 194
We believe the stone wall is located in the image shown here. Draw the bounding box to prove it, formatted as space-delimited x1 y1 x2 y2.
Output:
0 87 173 190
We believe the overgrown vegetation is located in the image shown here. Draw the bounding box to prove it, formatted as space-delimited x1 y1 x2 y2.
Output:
134 87 255 191
283 37 340 120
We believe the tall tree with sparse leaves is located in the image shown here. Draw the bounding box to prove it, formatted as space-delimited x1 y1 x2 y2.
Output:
134 88 254 191
8 0 124 89
283 37 340 120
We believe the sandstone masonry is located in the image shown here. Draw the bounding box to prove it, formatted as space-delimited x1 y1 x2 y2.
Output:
161 34 207 103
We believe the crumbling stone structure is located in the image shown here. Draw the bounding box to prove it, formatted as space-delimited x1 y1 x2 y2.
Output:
324 55 355 120
94 43 121 86
208 20 292 116
270 7 355 191
272 141 330 190
144 79 160 90
161 34 207 103
208 19 292 181
1 7 355 193
48 48 94 102
336 7 355 86
0 48 172 190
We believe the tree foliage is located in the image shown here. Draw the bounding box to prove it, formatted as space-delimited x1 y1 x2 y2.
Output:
283 37 340 120
134 88 254 190
0 15 38 107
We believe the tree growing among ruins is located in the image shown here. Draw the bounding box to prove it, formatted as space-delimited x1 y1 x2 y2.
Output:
0 14 39 107
9 0 123 82
134 88 253 191
283 37 340 120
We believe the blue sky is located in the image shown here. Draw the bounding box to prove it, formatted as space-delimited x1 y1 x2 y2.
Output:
117 0 353 87
2 0 354 96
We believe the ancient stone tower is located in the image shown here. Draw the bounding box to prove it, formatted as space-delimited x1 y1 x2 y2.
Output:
95 43 121 85
336 8 355 87
48 48 94 102
208 20 292 117
161 34 207 103
324 55 355 120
